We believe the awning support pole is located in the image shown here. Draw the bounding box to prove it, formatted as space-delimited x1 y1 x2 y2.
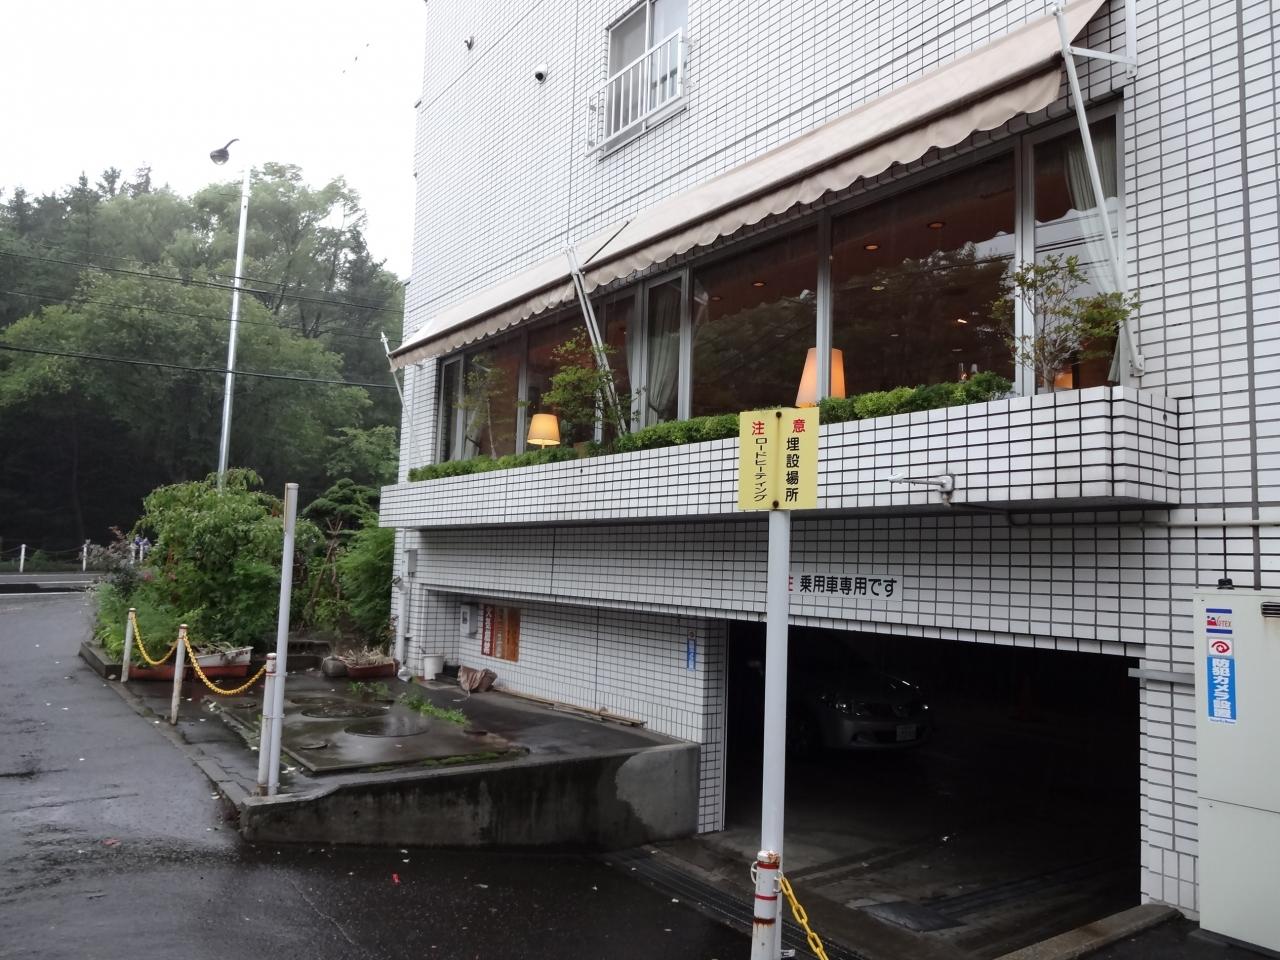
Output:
565 247 626 433
1054 2 1144 378
382 331 418 472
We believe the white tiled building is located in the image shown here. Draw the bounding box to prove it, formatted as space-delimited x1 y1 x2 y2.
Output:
383 0 1279 927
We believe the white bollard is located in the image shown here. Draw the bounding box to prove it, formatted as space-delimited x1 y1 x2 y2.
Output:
169 624 188 725
18 544 25 574
81 541 89 572
751 850 782 957
121 608 136 682
256 654 277 792
266 483 299 796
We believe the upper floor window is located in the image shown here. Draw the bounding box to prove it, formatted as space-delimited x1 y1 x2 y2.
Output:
589 0 687 151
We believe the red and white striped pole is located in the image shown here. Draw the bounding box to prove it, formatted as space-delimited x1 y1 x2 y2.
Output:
751 849 782 955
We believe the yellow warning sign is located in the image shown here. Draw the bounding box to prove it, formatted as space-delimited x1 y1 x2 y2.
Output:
737 407 818 511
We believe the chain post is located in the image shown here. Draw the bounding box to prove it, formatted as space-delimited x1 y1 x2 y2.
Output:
120 608 136 682
257 654 277 793
751 849 782 958
168 624 188 725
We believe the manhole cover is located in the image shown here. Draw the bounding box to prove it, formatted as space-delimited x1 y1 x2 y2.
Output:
294 739 329 750
301 703 386 719
289 695 343 706
464 728 488 736
346 714 435 738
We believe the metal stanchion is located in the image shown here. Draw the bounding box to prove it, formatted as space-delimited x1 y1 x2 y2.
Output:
168 624 188 725
121 609 135 682
257 654 277 792
266 483 298 796
18 543 25 573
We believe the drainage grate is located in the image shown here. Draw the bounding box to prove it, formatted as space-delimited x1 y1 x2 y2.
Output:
607 848 869 960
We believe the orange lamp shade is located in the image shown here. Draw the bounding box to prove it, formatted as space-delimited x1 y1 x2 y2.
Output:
795 348 846 407
526 412 561 447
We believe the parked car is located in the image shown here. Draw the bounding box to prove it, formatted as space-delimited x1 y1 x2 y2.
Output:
786 642 932 756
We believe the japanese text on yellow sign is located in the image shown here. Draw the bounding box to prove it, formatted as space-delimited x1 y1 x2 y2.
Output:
737 407 818 511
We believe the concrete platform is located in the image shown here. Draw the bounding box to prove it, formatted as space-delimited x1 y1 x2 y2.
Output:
111 665 700 851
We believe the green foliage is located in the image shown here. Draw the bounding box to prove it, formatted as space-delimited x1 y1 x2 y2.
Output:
992 254 1136 390
93 582 181 662
136 469 322 650
303 478 379 537
0 163 403 550
409 376 1012 482
406 445 578 482
335 518 395 643
348 680 392 700
400 692 467 726
325 426 399 488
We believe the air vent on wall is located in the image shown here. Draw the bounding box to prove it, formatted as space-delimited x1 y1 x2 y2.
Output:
1261 602 1280 619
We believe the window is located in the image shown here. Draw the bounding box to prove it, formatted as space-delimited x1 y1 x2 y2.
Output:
1032 115 1121 389
595 0 687 146
437 358 461 462
691 230 818 417
831 155 1017 394
461 339 521 459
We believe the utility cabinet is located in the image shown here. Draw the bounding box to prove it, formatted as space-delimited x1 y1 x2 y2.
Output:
1193 589 1280 953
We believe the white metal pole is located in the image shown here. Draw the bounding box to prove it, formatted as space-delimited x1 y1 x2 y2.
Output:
396 573 412 681
216 163 252 490
256 653 277 792
752 508 792 960
266 483 298 796
18 544 25 573
81 541 88 572
169 624 188 725
121 608 135 682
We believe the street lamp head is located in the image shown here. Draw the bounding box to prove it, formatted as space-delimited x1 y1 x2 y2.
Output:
209 138 239 165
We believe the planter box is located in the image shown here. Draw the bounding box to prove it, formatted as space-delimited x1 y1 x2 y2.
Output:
129 646 253 681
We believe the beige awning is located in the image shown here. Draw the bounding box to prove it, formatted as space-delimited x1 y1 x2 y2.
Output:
393 0 1104 368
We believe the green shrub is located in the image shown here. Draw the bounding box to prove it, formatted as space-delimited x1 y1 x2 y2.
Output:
93 581 182 662
335 518 395 643
852 386 916 420
133 468 322 650
408 376 1014 479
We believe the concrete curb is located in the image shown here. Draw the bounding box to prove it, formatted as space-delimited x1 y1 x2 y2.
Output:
994 903 1182 960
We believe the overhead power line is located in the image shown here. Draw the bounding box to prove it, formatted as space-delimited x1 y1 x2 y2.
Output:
0 342 398 391
0 248 401 316
0 286 399 346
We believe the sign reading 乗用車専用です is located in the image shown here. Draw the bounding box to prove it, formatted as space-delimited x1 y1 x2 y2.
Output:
737 407 818 511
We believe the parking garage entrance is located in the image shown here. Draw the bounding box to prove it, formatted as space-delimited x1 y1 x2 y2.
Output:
720 623 1141 957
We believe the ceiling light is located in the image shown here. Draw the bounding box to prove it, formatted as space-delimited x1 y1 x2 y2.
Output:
710 295 722 301
752 280 767 288
955 317 968 324
927 220 945 229
871 284 886 292
889 333 899 338
951 347 962 352
863 242 879 251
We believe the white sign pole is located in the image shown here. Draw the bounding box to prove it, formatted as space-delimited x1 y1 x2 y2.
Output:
266 483 298 796
751 507 792 960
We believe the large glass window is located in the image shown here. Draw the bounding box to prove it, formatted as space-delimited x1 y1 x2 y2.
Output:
690 231 818 417
461 339 521 458
1033 115 1120 389
831 155 1016 394
599 294 636 434
644 276 682 424
437 358 461 462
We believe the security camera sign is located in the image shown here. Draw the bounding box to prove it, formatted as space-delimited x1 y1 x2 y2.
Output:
1205 606 1237 724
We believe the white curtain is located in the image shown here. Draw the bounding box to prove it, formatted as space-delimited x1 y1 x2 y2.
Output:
646 286 681 422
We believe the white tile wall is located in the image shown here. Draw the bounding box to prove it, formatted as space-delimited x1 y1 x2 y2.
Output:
393 0 1280 917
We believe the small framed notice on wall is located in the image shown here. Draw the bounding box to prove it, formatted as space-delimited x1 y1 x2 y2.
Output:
480 605 520 662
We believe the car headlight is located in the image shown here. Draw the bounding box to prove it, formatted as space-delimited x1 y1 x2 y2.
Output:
833 699 873 718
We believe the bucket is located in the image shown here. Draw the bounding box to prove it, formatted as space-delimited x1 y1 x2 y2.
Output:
422 654 445 679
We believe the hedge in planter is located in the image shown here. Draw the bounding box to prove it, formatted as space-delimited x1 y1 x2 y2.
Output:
408 373 1011 483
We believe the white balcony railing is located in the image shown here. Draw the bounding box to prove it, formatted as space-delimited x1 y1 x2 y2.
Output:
587 29 686 151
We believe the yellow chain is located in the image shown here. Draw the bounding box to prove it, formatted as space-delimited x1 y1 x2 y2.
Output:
779 875 831 960
181 633 268 697
128 610 177 667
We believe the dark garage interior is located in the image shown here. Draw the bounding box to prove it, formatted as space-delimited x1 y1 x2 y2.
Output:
721 622 1141 958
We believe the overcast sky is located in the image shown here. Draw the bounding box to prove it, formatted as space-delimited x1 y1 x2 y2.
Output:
1 0 426 276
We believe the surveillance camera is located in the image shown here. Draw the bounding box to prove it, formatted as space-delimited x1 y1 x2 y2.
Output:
533 63 548 83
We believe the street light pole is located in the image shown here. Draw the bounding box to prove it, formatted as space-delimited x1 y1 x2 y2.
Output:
211 140 250 490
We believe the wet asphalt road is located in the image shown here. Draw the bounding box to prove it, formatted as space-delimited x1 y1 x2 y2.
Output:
0 593 747 960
